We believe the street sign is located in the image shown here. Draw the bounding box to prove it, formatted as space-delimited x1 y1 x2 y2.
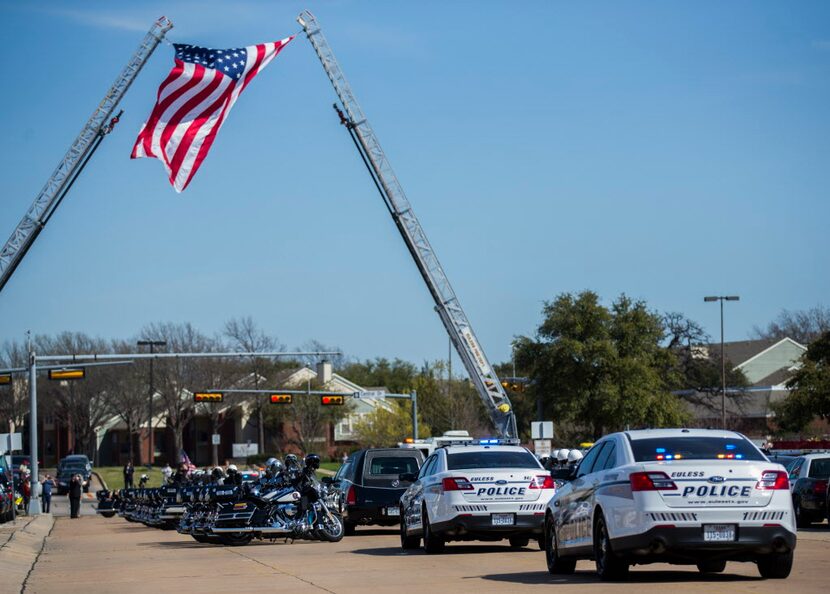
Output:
232 443 258 457
356 390 385 398
321 395 345 406
194 392 223 403
534 439 552 457
48 368 85 381
270 394 293 404
1 432 23 454
531 421 554 440
211 434 221 445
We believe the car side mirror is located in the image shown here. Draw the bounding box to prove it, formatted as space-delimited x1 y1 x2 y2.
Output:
399 472 417 483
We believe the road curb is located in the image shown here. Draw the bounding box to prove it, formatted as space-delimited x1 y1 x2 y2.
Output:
0 514 54 594
92 470 107 490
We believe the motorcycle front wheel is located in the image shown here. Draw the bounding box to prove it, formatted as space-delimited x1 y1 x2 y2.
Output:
315 511 345 542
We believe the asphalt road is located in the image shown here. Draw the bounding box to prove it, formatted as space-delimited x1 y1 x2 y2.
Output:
23 518 830 594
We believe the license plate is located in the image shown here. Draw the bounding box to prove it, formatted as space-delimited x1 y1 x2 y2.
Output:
703 524 736 542
386 506 400 517
491 513 515 526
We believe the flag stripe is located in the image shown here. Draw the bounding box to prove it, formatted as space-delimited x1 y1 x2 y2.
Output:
132 37 293 192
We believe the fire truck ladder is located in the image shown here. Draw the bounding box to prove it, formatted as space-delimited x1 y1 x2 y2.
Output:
0 17 174 294
297 11 517 438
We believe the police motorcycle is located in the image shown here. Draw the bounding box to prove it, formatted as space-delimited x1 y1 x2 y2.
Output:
95 489 119 518
209 454 344 546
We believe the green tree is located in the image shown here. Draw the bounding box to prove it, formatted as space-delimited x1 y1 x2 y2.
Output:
353 400 431 447
774 331 830 431
339 358 418 393
515 291 688 440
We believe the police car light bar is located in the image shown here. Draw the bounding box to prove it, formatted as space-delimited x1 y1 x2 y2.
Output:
442 438 522 448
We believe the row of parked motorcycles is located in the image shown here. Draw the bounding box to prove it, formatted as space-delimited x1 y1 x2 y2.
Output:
96 453 344 546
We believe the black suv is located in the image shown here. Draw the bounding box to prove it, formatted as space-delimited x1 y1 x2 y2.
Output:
327 448 423 535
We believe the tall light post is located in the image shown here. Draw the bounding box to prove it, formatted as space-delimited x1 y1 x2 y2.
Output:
137 340 166 467
704 296 740 429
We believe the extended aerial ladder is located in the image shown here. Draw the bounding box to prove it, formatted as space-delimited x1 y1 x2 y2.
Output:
0 17 173 294
297 11 518 438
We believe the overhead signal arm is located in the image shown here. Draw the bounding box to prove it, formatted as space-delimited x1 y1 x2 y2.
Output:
297 11 517 437
0 17 173 294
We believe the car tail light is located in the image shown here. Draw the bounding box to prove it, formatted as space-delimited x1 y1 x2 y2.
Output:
345 485 356 505
630 472 677 491
755 470 789 490
529 475 555 490
441 477 474 492
813 480 827 495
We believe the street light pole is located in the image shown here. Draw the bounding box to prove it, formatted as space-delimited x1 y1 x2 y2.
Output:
137 340 166 467
704 296 740 429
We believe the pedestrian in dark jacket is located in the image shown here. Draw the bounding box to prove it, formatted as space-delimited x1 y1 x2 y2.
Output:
123 460 134 488
41 475 55 513
69 474 82 518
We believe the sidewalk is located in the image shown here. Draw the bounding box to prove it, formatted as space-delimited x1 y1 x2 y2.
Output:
0 514 54 594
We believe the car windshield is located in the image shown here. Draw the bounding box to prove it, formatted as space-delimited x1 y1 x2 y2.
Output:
808 458 830 479
367 456 419 476
629 437 765 462
447 450 540 470
60 465 87 473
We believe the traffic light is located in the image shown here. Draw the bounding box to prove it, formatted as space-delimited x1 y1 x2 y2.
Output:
270 394 293 404
501 377 528 392
48 368 85 381
321 395 345 406
194 392 223 403
0 373 11 385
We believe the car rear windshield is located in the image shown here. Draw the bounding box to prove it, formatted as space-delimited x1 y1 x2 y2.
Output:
629 437 765 462
447 450 539 470
367 456 420 476
808 458 830 479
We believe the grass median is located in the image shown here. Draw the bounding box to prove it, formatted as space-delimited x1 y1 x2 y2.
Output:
95 466 165 489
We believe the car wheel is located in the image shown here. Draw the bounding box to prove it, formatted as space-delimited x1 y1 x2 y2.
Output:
509 536 529 548
400 512 420 550
594 513 629 581
697 560 726 573
545 515 576 575
757 551 793 579
793 497 810 528
422 510 445 554
344 520 357 536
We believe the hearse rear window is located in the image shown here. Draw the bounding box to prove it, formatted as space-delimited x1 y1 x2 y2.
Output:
368 457 420 476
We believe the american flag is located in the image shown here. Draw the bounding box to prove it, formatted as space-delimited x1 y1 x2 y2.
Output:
132 37 293 192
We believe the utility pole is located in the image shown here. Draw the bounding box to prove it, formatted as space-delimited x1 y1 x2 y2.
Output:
137 340 166 466
704 296 740 429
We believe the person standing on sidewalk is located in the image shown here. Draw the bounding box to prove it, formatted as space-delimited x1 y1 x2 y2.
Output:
123 460 134 488
41 475 55 513
68 473 82 518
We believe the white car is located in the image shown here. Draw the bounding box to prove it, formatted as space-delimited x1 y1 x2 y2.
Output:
544 429 796 580
399 439 556 553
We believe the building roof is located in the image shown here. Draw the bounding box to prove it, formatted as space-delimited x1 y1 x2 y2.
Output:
716 339 779 366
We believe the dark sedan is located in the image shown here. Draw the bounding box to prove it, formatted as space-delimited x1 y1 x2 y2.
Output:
327 448 423 535
56 464 92 495
787 454 830 527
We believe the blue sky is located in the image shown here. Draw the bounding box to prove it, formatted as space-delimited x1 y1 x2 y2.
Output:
1 0 828 366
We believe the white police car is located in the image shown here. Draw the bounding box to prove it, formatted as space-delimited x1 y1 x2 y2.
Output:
399 439 555 553
544 429 796 580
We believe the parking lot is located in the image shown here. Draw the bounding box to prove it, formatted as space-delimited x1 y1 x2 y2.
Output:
20 515 830 594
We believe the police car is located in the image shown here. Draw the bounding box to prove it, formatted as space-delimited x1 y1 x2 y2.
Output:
398 439 556 553
544 429 796 580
